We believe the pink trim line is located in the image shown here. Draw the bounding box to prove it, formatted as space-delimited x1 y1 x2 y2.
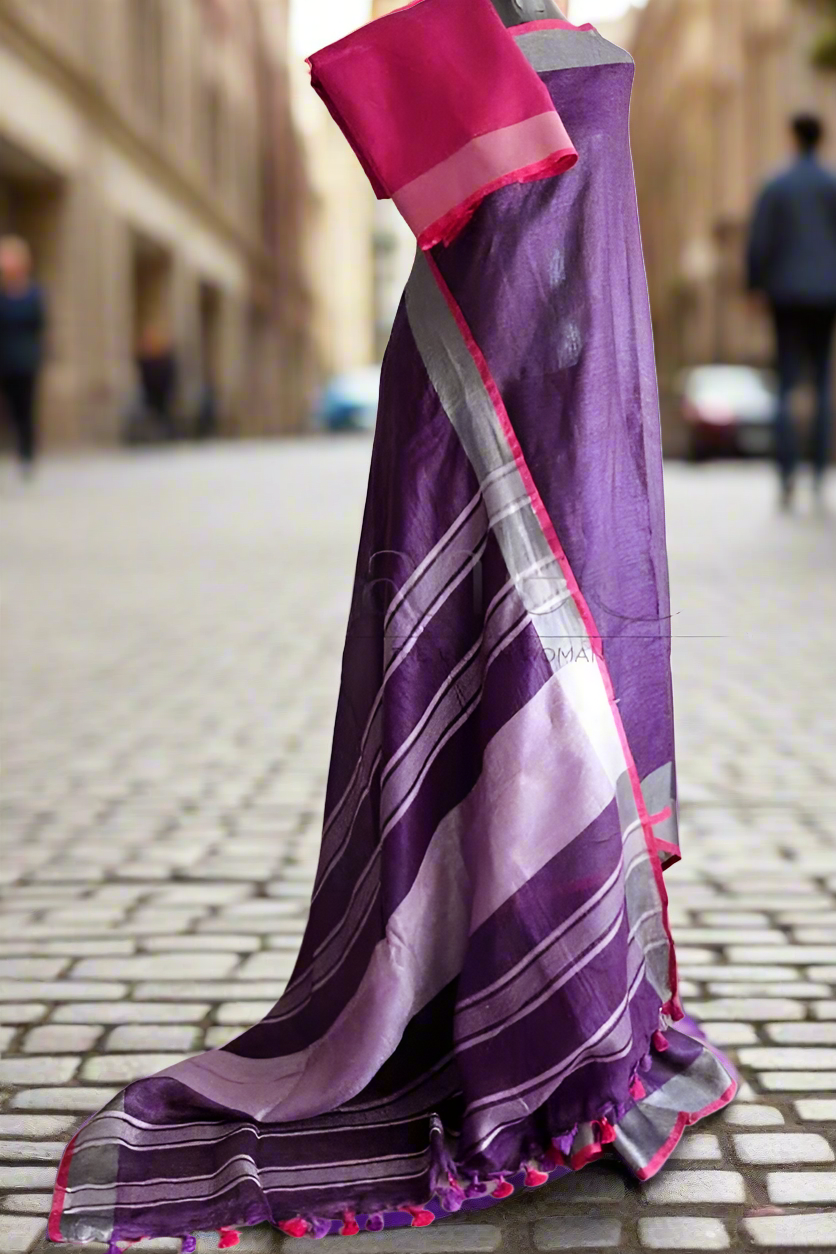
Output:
392 112 577 249
634 1080 739 1180
647 807 680 867
424 254 681 1017
569 1142 604 1171
654 838 681 862
416 148 576 251
511 18 595 33
48 1132 77 1242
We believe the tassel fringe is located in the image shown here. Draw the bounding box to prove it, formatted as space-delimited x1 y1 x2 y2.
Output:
151 1026 670 1242
596 1117 617 1146
464 1176 489 1198
278 1218 309 1238
629 1074 647 1100
402 1206 435 1227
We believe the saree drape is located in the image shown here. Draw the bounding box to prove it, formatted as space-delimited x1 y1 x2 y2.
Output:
49 3 736 1248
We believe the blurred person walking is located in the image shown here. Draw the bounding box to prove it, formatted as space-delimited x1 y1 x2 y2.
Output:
748 114 836 508
0 235 47 475
133 326 178 442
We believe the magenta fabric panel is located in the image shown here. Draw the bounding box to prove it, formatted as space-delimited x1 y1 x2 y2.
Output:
307 0 577 245
393 112 576 248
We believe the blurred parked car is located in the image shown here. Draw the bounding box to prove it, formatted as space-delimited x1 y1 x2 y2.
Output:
316 366 381 432
679 364 776 461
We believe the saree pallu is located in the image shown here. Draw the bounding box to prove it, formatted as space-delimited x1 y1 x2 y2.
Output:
50 2 736 1248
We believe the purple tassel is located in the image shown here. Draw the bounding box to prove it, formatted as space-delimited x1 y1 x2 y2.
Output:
182 1241 197 1254
639 1051 653 1073
438 1185 465 1212
552 1125 577 1157
309 1217 333 1239
464 1179 489 1199
365 1214 385 1231
107 1245 121 1254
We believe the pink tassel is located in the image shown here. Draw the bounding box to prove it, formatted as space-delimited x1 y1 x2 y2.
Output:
492 1177 514 1199
652 1029 669 1053
278 1218 309 1238
402 1206 434 1227
524 1166 550 1187
365 1214 385 1231
629 1075 646 1100
182 1240 197 1254
340 1212 360 1236
218 1230 240 1249
597 1117 617 1145
541 1143 566 1170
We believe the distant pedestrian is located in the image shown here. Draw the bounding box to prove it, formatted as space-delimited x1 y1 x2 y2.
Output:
0 235 47 475
135 326 178 441
747 113 836 507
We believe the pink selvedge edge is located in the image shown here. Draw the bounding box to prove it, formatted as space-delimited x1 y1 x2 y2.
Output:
425 253 682 1022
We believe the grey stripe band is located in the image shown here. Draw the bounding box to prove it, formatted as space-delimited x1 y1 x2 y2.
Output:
516 28 633 73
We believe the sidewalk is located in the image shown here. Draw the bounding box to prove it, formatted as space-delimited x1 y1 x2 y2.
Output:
1 448 836 1253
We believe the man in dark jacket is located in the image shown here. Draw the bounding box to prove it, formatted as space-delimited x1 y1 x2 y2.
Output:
0 236 47 475
748 113 836 506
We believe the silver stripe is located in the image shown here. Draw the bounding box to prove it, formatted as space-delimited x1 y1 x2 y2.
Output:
71 1107 433 1157
464 957 646 1156
642 760 679 859
405 251 673 1013
319 493 489 865
455 818 648 1038
515 27 633 73
405 252 581 637
613 1040 736 1175
299 589 533 994
69 1149 428 1202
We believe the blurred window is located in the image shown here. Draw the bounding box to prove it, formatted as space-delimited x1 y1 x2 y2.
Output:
131 0 166 125
203 81 226 188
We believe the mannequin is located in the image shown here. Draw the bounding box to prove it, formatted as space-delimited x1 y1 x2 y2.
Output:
488 0 568 26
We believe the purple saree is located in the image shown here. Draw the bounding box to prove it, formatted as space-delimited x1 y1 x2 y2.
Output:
50 5 736 1249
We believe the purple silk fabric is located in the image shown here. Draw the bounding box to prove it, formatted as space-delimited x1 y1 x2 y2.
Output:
431 60 675 789
49 25 735 1251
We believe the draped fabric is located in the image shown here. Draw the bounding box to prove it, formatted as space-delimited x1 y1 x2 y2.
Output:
50 9 735 1249
308 0 578 248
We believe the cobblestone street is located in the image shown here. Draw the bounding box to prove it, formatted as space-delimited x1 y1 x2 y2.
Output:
2 445 836 1253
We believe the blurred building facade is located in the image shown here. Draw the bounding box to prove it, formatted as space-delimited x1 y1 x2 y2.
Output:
0 0 314 447
289 0 411 383
629 0 836 453
289 42 376 385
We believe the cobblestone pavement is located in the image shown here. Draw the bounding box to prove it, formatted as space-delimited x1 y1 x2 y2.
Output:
2 446 836 1254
